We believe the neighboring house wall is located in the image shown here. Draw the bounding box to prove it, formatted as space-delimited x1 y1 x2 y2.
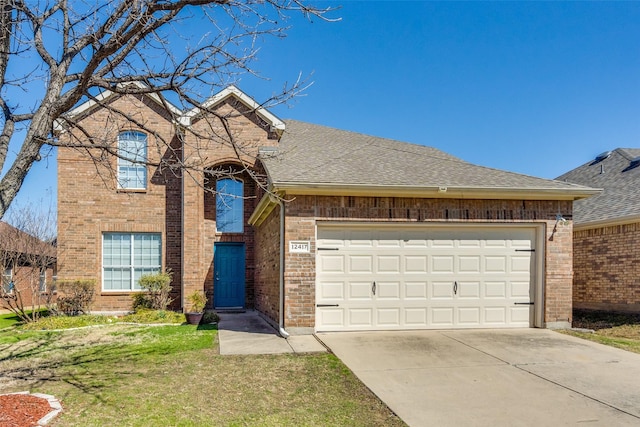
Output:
573 222 640 312
265 196 574 329
2 265 55 308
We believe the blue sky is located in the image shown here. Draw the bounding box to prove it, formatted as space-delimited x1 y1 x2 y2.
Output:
10 0 640 216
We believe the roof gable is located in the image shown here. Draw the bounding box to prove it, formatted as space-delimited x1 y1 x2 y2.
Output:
181 85 285 133
557 148 640 226
54 81 182 132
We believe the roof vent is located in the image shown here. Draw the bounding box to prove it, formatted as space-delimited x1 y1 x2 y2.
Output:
631 156 640 167
594 151 612 162
258 146 279 157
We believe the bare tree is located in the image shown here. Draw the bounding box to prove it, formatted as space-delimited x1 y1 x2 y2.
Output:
0 0 336 218
0 202 57 322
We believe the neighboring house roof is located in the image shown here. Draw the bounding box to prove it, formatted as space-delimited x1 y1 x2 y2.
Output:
0 221 56 263
556 148 640 228
260 120 598 200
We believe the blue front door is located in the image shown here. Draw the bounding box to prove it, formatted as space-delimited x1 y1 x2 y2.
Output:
214 243 245 308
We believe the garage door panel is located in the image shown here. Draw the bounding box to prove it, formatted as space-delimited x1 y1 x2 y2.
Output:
378 256 401 273
459 239 481 248
459 256 481 273
485 281 508 298
432 308 454 326
511 256 532 273
458 307 481 325
511 281 531 298
405 308 428 326
349 308 373 327
377 281 401 299
316 225 537 331
458 281 480 299
349 255 373 272
432 281 455 299
349 281 374 300
484 307 507 324
432 256 455 273
405 256 428 273
377 308 401 327
319 255 344 273
319 281 345 299
405 282 428 299
485 256 507 273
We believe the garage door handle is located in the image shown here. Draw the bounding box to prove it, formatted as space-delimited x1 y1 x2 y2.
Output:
372 281 376 296
514 302 534 305
454 281 458 295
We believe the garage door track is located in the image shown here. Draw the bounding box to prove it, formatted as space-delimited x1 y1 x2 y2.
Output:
317 329 640 426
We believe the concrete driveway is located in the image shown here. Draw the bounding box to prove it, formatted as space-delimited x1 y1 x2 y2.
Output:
317 329 640 426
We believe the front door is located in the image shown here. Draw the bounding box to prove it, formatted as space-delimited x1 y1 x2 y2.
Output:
214 243 245 308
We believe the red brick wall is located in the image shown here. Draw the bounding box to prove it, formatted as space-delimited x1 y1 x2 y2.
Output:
5 265 55 309
58 94 277 312
254 206 281 322
182 100 277 310
276 196 573 329
57 94 180 312
573 222 640 312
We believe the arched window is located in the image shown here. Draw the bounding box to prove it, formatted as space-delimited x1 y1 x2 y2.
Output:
118 131 147 189
216 178 243 233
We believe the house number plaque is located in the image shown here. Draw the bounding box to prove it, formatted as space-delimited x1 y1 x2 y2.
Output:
289 241 311 253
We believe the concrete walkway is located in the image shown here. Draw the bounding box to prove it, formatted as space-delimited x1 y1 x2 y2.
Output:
318 329 640 427
216 310 326 355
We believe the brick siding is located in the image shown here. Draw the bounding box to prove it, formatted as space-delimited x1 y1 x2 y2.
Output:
276 196 573 328
58 94 276 312
574 222 640 312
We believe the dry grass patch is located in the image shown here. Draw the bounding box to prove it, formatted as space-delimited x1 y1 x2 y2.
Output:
563 310 640 354
0 324 405 426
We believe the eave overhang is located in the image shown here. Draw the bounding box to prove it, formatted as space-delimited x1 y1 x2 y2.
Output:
268 182 601 201
574 214 640 231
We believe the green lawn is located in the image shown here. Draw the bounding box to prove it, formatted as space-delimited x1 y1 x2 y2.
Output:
0 321 405 426
0 311 25 329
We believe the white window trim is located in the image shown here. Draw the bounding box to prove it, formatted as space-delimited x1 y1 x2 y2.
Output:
117 131 148 190
215 177 244 233
102 233 162 292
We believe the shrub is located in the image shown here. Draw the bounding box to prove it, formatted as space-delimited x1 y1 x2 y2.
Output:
135 272 173 311
186 290 207 313
55 280 96 316
202 311 219 324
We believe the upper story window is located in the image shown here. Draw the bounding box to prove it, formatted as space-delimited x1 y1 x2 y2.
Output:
216 178 243 233
118 131 147 190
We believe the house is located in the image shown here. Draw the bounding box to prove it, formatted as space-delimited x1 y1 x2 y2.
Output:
0 221 56 309
557 148 640 313
56 84 598 333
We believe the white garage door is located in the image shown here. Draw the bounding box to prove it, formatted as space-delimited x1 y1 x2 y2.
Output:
315 224 539 332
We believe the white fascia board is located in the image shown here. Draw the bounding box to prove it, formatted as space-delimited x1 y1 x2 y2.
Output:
54 82 183 132
270 182 601 201
574 214 640 231
181 85 285 132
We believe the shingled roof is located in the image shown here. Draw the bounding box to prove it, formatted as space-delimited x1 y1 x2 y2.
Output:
260 120 598 200
556 148 640 226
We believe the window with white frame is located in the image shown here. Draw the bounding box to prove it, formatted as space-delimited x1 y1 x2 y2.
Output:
39 269 46 293
2 266 12 293
117 131 147 189
103 233 161 291
216 178 243 233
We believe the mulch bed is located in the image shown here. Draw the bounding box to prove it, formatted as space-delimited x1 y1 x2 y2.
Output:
0 393 56 427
